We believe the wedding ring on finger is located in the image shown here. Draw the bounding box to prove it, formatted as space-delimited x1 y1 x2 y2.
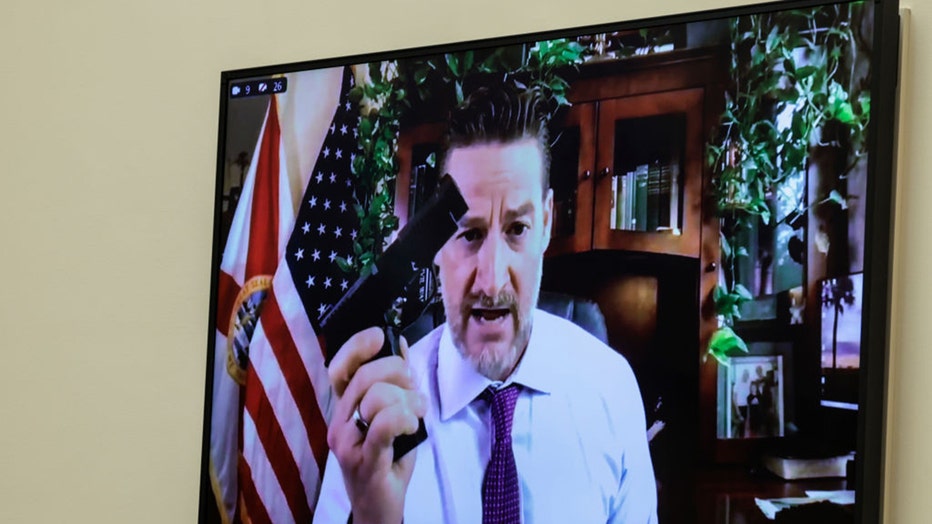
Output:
352 405 370 435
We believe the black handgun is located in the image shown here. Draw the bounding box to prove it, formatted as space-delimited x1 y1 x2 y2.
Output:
319 174 467 460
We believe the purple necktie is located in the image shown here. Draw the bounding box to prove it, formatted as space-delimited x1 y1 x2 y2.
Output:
482 384 521 524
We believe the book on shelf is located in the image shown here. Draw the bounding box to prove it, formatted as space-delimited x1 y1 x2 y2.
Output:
647 161 661 232
635 164 649 231
668 161 680 234
610 161 681 234
610 173 630 230
610 175 618 230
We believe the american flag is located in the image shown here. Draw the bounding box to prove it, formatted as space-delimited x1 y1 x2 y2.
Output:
239 67 362 524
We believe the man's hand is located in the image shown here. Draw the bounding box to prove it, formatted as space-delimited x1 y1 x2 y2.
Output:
327 327 427 524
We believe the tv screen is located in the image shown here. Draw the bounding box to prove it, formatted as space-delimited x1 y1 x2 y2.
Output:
200 0 899 522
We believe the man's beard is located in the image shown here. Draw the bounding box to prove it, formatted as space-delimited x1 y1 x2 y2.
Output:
445 288 537 380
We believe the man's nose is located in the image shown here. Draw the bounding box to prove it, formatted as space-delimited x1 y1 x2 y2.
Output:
474 233 509 297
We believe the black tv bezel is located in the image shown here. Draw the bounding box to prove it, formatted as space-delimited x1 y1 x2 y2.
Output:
200 0 900 521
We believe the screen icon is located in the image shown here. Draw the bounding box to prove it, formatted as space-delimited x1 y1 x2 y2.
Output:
230 78 287 99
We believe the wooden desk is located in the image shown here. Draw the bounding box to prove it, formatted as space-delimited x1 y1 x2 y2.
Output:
661 466 850 523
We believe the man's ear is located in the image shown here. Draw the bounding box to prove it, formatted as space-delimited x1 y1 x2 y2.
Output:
541 188 554 251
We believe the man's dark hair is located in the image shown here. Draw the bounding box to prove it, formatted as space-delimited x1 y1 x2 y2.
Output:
441 83 551 189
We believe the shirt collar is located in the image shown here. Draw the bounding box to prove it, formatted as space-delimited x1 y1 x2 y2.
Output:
437 309 556 421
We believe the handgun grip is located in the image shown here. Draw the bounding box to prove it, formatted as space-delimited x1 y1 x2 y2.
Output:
376 326 429 461
374 325 403 360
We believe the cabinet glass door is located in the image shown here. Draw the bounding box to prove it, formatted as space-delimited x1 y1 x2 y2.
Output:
594 88 704 257
546 103 596 256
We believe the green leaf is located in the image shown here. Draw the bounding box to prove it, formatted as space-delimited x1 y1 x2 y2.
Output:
358 117 373 137
335 257 353 273
548 76 568 94
715 294 739 317
812 91 828 108
462 51 474 73
795 65 817 79
751 49 766 68
352 153 366 176
426 152 436 168
785 142 807 171
713 284 727 303
560 42 585 63
445 53 461 77
756 203 772 225
765 26 780 53
348 86 364 104
720 231 732 259
859 92 871 117
368 62 382 83
791 111 806 139
828 189 848 210
835 101 856 124
414 66 429 85
733 283 753 301
708 326 750 363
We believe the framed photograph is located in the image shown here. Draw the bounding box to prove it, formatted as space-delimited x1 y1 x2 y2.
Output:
724 355 784 439
820 272 863 409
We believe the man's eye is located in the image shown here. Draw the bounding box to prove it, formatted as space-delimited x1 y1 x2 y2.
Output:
460 229 483 242
508 223 529 237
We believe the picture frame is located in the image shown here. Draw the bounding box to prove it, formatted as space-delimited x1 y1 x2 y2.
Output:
724 355 785 439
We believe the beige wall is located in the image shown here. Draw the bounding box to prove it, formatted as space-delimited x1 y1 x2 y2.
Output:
0 0 924 521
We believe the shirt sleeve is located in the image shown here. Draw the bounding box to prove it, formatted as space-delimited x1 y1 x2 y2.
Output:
312 451 352 524
607 361 658 524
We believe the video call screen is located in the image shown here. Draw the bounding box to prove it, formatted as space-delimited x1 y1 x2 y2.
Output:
201 0 897 521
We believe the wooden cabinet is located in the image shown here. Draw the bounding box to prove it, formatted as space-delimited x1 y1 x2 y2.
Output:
546 50 725 261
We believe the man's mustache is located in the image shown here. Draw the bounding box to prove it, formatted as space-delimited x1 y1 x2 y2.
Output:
460 291 519 316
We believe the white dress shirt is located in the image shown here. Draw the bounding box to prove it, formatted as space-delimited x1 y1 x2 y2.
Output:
314 309 658 524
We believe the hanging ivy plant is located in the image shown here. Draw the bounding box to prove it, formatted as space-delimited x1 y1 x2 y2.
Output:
339 39 586 278
706 4 872 365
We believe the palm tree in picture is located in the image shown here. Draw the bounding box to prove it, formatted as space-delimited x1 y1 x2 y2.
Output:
821 276 856 369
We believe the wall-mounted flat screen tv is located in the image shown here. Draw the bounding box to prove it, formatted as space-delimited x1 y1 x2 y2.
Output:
200 0 900 522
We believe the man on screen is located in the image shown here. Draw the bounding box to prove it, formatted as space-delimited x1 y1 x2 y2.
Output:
314 83 658 524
